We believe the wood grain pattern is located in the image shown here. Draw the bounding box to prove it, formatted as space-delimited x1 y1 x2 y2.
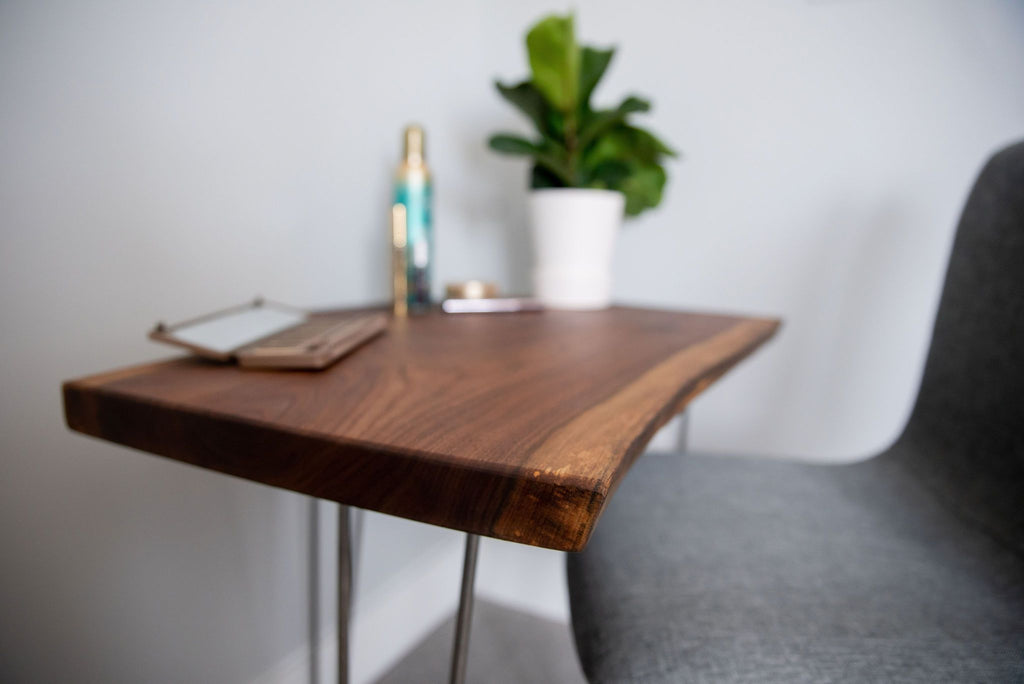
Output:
62 306 779 551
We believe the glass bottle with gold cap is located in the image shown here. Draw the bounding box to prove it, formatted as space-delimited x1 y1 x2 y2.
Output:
394 125 433 310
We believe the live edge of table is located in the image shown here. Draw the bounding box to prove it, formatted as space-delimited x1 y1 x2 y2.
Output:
62 305 780 553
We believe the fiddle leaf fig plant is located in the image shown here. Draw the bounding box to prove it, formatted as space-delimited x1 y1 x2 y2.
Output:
488 13 677 217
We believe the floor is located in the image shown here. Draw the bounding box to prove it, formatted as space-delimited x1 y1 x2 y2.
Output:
375 600 587 684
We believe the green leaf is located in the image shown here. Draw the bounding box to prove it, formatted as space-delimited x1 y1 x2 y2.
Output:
526 14 580 112
579 46 614 108
488 134 574 185
582 125 676 173
544 110 566 141
578 95 650 148
585 159 631 189
624 125 677 158
495 80 552 135
488 134 539 156
582 127 629 169
620 163 667 217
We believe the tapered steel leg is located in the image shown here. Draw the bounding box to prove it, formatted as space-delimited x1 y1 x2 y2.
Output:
677 410 690 451
449 534 480 684
338 505 352 684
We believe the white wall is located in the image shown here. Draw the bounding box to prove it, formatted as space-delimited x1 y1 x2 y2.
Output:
2 1 1023 682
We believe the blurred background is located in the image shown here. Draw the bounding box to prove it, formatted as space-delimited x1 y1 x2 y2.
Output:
2 1 1023 682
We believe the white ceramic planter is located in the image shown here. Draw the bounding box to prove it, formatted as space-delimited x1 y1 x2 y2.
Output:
528 188 625 310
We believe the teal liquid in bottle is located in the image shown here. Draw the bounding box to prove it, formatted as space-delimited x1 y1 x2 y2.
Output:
394 125 432 310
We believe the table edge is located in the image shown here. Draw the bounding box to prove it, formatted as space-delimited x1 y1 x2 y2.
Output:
61 314 781 551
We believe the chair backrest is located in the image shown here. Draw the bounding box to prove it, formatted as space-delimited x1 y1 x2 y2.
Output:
897 141 1024 554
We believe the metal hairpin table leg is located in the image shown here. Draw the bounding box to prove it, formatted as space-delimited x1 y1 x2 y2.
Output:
449 533 480 684
338 505 352 684
677 409 690 451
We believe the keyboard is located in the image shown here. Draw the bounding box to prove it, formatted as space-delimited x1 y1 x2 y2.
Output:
235 312 388 369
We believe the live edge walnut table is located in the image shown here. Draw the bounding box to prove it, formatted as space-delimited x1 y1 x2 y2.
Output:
62 306 779 684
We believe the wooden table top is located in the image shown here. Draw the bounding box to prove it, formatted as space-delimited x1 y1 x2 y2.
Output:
63 306 779 551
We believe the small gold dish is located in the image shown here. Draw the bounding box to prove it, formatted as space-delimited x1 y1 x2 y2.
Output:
445 281 499 300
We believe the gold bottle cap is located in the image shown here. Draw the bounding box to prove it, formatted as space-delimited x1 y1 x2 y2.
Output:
403 125 425 165
445 281 499 300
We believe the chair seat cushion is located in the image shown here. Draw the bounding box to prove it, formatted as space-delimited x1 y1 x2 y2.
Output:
567 452 1024 683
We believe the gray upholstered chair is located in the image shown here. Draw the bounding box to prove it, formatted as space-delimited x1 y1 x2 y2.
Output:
567 142 1024 683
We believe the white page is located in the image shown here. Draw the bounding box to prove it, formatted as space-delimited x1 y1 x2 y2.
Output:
171 307 307 355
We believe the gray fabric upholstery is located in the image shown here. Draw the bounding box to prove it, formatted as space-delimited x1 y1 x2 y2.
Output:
568 453 1024 683
567 141 1024 683
899 141 1024 555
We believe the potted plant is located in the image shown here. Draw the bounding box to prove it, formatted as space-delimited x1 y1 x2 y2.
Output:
488 12 677 310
